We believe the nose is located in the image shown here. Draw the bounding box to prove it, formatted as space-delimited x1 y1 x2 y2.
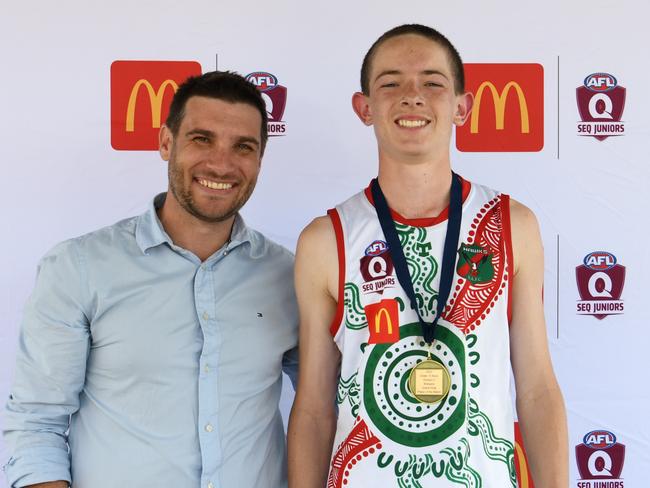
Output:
204 143 235 172
400 81 424 107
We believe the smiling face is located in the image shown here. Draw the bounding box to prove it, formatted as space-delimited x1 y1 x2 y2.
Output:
353 34 472 164
159 96 262 224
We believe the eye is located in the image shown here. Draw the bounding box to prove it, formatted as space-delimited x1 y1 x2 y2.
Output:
192 136 210 144
425 81 443 88
380 82 398 88
236 143 255 152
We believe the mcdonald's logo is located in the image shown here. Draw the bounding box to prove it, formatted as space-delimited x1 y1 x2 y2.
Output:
111 60 202 151
364 299 400 344
456 63 544 152
514 421 535 488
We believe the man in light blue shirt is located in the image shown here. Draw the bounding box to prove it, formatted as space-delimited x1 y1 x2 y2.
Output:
3 71 298 488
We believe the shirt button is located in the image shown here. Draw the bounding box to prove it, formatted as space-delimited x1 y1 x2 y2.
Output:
223 250 229 256
205 423 213 433
204 364 210 373
208 482 214 488
202 312 209 320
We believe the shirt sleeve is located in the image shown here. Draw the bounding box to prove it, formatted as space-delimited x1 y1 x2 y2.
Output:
281 346 299 391
3 239 91 487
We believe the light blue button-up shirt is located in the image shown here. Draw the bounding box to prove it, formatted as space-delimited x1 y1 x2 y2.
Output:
3 194 298 488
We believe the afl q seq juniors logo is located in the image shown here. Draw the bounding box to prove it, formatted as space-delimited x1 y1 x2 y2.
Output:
360 240 395 294
575 430 625 487
576 73 626 141
576 252 625 320
245 71 287 136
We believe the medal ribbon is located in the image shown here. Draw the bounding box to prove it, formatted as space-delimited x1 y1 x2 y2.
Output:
370 173 463 345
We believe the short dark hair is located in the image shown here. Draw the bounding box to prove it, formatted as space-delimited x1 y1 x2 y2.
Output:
360 24 465 96
166 70 268 153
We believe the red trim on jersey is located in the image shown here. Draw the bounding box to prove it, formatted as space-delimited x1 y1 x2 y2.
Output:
500 194 514 325
327 208 346 337
363 176 472 227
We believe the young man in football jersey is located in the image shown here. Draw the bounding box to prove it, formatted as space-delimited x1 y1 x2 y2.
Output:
288 24 568 487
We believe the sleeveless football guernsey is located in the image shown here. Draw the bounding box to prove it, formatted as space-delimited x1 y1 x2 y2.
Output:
326 178 518 488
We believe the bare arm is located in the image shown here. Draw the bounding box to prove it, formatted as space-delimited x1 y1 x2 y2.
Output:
287 216 342 488
509 199 568 487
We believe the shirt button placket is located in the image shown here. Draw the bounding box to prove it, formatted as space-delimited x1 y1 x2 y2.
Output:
195 262 220 482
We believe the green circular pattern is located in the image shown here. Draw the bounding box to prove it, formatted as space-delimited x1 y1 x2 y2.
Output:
363 322 466 447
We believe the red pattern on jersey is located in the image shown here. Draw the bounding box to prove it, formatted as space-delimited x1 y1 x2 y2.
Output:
444 196 509 334
327 418 381 488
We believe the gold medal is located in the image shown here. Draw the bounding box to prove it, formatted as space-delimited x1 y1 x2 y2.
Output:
408 349 451 404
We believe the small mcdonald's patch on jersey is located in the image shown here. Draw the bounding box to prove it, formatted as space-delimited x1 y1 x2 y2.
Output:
364 299 400 344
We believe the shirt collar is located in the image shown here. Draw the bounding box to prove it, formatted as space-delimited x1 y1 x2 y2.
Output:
135 193 254 255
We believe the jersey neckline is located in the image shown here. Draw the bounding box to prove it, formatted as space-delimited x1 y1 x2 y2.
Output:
363 176 472 227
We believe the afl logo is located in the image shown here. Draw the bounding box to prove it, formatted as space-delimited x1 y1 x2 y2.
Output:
584 73 617 92
583 251 616 270
583 430 617 449
365 240 389 256
245 72 278 92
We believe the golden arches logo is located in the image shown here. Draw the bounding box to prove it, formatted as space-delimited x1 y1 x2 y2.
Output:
125 79 179 132
470 81 530 134
515 440 532 488
373 307 394 334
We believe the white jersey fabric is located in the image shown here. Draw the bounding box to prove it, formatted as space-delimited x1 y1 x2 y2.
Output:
326 177 519 488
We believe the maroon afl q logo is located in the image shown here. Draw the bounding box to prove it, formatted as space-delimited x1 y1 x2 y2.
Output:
360 240 396 294
576 73 626 141
246 71 287 137
575 430 625 487
576 251 625 320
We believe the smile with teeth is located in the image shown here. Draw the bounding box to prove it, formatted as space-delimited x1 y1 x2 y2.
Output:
396 119 430 128
197 178 233 190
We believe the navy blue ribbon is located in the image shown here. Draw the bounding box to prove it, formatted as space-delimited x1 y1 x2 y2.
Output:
370 173 462 345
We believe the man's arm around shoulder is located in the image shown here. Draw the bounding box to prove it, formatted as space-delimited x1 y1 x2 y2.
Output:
509 199 568 487
287 216 341 488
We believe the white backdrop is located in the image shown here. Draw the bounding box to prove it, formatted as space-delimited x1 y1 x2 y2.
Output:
1 1 648 486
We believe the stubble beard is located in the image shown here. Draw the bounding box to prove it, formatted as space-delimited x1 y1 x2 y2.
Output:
167 152 257 224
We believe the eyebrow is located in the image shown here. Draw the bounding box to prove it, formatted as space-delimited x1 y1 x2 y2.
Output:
374 69 449 83
185 129 260 147
185 128 215 138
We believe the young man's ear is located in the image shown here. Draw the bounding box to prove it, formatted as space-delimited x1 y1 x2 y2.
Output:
352 92 373 126
159 125 173 161
453 92 474 126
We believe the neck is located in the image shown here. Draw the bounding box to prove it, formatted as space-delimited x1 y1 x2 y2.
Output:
377 154 453 219
158 194 233 262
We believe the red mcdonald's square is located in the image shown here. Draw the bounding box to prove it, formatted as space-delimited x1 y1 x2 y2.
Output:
456 63 544 152
111 60 202 151
364 299 400 344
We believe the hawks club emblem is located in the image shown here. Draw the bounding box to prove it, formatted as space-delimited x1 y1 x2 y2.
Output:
456 243 494 283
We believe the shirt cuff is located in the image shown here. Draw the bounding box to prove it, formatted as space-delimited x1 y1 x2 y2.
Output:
4 447 71 488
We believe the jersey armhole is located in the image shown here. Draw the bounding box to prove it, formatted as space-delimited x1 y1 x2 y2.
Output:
500 193 514 325
327 208 345 337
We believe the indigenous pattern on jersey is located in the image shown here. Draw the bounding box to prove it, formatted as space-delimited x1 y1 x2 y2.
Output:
327 178 517 488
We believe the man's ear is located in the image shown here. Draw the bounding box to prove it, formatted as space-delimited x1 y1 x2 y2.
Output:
352 92 373 126
159 125 173 161
453 92 474 126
